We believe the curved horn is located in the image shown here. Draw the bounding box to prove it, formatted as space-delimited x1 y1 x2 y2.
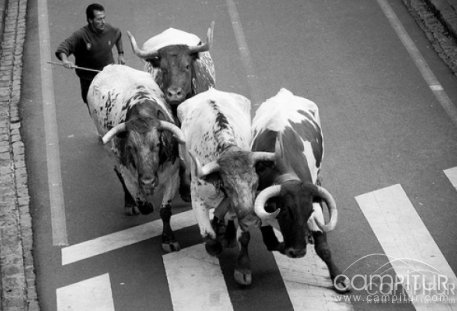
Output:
252 151 275 164
127 31 159 59
254 185 281 220
188 21 214 54
188 151 220 178
158 120 186 144
102 123 126 144
312 186 338 232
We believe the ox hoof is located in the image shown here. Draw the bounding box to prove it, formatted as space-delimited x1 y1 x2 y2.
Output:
204 239 223 257
138 202 154 215
234 269 252 286
333 275 351 293
125 205 140 216
162 241 181 253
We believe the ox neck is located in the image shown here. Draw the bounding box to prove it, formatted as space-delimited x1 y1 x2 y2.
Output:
274 173 301 185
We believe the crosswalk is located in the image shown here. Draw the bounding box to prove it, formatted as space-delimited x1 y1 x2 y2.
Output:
56 167 457 311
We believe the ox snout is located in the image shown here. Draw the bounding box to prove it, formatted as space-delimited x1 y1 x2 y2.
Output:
285 247 307 259
139 176 158 195
166 87 186 104
238 213 261 231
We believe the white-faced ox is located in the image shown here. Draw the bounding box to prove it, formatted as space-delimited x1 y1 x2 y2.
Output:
127 22 216 112
87 64 185 252
251 88 350 292
177 89 275 286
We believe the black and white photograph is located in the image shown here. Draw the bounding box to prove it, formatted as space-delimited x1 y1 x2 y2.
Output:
1 0 457 310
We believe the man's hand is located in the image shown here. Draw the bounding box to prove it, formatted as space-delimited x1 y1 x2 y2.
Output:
62 59 75 69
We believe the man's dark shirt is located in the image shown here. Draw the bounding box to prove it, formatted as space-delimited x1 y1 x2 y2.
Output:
55 23 123 80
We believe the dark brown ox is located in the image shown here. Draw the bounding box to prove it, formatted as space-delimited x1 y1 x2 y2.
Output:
127 22 215 110
251 88 350 292
177 89 275 286
88 65 186 252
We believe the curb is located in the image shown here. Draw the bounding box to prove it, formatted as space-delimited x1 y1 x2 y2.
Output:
402 0 457 75
426 0 457 40
0 0 39 310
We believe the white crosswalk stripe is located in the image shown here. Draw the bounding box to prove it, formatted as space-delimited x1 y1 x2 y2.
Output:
444 167 457 191
356 183 457 310
163 243 234 311
61 210 197 265
57 273 115 311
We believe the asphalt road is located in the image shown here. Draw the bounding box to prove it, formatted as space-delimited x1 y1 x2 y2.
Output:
21 0 457 310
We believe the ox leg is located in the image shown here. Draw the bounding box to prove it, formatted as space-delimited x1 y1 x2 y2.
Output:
114 167 139 215
234 229 252 286
313 231 350 293
192 194 221 256
212 199 236 249
178 159 191 202
160 168 181 252
260 225 285 254
160 204 181 252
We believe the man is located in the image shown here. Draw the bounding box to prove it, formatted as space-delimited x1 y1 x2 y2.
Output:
55 3 125 104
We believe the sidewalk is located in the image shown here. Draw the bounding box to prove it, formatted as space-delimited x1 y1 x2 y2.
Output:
0 0 456 310
0 0 38 310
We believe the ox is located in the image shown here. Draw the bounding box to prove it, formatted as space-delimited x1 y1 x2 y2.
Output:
251 88 350 292
87 64 185 252
177 89 275 286
127 22 216 111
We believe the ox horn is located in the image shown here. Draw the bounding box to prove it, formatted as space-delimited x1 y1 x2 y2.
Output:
102 123 127 144
189 151 220 178
188 21 214 54
312 186 338 232
254 185 281 220
127 31 159 59
158 120 186 144
252 151 275 164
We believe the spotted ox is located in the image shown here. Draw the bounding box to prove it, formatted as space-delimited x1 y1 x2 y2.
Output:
251 88 350 292
127 22 216 112
87 64 186 252
177 89 275 286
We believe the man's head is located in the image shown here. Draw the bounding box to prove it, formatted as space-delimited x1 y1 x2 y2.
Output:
86 3 106 32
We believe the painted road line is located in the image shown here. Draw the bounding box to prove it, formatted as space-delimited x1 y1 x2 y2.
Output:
37 0 68 246
356 184 457 310
273 229 354 311
163 243 233 311
62 210 197 265
56 273 114 311
225 0 262 108
377 0 457 128
444 167 457 190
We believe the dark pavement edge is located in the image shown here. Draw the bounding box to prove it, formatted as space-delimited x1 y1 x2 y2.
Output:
0 0 455 310
0 0 39 310
403 0 457 75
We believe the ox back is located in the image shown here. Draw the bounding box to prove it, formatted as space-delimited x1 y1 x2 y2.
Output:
251 88 323 186
87 64 175 134
178 88 251 182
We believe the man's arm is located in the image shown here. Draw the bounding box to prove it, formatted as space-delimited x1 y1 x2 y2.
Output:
115 31 125 65
55 31 80 69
